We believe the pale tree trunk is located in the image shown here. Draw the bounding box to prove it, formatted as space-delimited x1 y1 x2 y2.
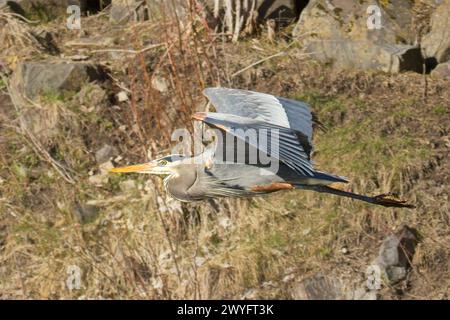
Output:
213 0 220 19
232 0 243 42
224 0 234 34
198 0 259 41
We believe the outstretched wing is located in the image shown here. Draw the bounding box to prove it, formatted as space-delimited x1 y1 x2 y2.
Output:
192 112 314 177
203 87 316 144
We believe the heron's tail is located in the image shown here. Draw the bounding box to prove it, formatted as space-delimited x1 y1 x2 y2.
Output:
303 185 415 208
312 171 349 184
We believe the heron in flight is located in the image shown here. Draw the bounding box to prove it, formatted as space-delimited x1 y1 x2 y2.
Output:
110 87 413 208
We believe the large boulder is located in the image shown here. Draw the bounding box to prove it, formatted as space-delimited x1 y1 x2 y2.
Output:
421 0 450 63
293 0 423 73
304 41 423 74
431 61 450 79
3 0 109 19
12 60 107 99
370 225 420 284
4 0 82 20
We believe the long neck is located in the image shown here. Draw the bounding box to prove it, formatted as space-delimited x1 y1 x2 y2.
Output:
164 165 198 202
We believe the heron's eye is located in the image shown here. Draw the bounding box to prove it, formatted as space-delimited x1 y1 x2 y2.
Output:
158 160 168 166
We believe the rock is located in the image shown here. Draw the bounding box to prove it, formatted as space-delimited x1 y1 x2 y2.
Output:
88 161 114 186
65 36 117 48
67 55 90 61
21 102 59 142
77 83 107 108
290 272 381 300
293 0 423 73
31 28 59 55
347 287 377 300
431 61 450 79
290 273 344 300
95 144 118 164
0 93 14 119
5 0 84 20
422 0 450 63
74 203 99 223
110 0 148 23
12 60 107 99
116 91 128 102
151 75 168 93
304 41 424 74
119 179 137 192
88 173 105 186
4 0 108 19
99 160 114 174
371 225 420 284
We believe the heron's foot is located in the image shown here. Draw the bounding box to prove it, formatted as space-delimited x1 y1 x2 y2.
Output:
372 193 415 208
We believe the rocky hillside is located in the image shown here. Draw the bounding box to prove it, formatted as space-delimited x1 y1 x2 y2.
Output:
0 0 448 299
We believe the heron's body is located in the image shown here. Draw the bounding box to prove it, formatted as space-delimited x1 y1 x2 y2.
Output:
111 87 413 208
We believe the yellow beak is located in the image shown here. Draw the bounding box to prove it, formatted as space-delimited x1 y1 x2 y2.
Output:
109 163 155 173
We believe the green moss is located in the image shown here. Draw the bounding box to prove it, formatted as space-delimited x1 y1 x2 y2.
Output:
265 231 287 249
11 163 27 180
41 89 76 104
433 105 447 115
107 173 130 192
318 247 332 259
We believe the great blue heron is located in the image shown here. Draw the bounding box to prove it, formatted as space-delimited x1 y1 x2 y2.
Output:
110 87 413 208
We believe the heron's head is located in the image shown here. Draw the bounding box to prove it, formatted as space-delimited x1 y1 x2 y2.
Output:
109 154 186 176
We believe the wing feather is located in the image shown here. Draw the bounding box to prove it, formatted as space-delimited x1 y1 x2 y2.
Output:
194 112 314 176
203 87 315 143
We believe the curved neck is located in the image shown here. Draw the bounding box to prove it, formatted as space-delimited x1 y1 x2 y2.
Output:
164 165 197 201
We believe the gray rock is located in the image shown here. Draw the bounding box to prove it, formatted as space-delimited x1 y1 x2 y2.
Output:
372 225 420 284
305 41 423 73
12 60 107 99
31 28 59 55
65 36 117 48
116 91 128 102
95 144 118 164
110 0 148 23
431 61 450 79
347 287 378 300
74 203 99 224
4 0 84 19
151 75 169 93
290 273 344 300
293 0 422 73
77 83 107 107
422 0 450 63
119 179 137 192
20 102 59 142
